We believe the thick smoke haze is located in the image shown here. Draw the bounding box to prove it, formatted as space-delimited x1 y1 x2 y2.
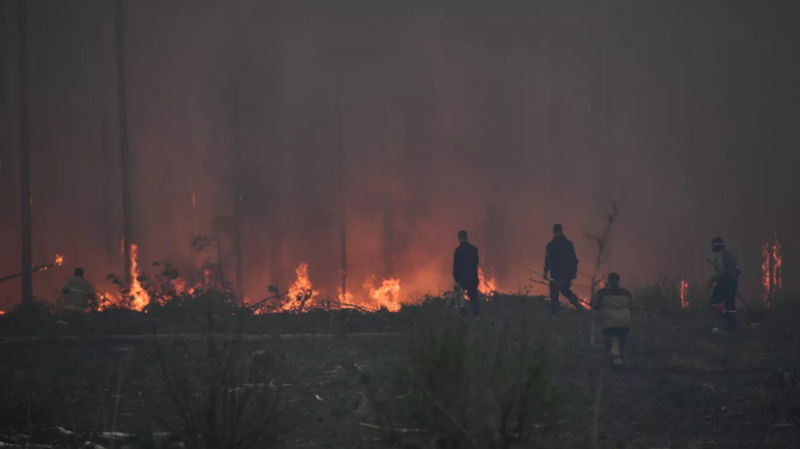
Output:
1 0 799 308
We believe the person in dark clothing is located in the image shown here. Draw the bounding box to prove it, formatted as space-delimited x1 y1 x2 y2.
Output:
544 223 585 314
453 230 481 319
708 237 740 329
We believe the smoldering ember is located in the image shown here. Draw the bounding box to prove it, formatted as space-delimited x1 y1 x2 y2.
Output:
0 1 798 448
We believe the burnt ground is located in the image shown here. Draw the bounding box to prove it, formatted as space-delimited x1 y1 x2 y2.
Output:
1 296 799 448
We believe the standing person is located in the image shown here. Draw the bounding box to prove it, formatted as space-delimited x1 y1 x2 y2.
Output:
543 223 585 314
708 237 740 329
592 273 634 366
60 268 97 313
453 230 481 320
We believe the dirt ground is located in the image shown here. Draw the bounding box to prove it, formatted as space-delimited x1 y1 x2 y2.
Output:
1 296 799 448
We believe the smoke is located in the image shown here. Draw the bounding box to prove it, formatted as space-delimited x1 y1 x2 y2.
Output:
1 0 800 308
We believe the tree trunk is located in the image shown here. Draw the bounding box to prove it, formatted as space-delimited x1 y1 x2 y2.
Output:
230 0 244 299
381 100 394 279
17 0 33 304
101 68 114 259
337 76 347 298
115 0 134 281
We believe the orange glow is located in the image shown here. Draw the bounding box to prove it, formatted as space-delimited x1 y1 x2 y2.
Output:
54 254 64 266
0 310 6 316
337 286 354 304
762 241 771 307
128 244 150 311
478 268 498 296
171 277 195 295
772 232 782 295
283 263 318 311
363 276 402 311
203 269 211 285
679 278 689 309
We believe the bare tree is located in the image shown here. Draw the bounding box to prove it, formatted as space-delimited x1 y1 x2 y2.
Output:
115 0 134 282
585 194 624 346
17 0 33 304
229 0 245 299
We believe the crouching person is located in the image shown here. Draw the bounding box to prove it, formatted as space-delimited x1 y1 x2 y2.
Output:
592 272 633 366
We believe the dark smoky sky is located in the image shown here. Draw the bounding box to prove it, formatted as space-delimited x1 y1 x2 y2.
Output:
1 0 799 307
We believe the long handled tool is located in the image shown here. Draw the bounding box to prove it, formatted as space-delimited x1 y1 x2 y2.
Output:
705 258 757 315
526 267 591 308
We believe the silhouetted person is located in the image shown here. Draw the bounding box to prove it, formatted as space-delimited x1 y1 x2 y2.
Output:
708 237 739 329
60 267 97 313
544 223 584 314
592 272 634 366
453 230 481 319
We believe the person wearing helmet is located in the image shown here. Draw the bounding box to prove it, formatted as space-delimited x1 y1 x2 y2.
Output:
60 268 97 313
707 237 740 329
592 272 634 366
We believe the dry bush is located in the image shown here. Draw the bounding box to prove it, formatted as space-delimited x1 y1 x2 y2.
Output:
637 275 708 315
365 315 566 448
155 314 281 449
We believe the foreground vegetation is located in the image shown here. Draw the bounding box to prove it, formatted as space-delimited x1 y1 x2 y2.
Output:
0 278 799 448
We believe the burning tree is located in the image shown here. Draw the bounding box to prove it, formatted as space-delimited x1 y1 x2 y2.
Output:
761 232 783 308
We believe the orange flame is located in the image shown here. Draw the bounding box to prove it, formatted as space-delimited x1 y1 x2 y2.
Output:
762 241 771 307
128 244 150 311
283 263 318 311
478 268 498 296
772 232 782 295
0 310 6 316
363 276 402 311
171 277 195 295
337 286 354 304
679 278 689 309
54 254 64 266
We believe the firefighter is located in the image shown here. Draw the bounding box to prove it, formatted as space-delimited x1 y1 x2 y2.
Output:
592 272 634 366
708 237 740 329
543 223 585 314
60 268 97 313
453 230 481 320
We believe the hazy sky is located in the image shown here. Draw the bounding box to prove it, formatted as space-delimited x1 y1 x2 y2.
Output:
1 0 798 307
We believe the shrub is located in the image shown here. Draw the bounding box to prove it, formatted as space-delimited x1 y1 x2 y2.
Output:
637 275 708 315
155 314 281 449
366 316 566 448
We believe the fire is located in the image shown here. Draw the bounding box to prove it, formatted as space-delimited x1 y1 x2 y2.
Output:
772 232 782 295
761 241 771 307
203 269 211 285
283 263 318 311
679 278 689 309
478 268 497 296
0 310 6 316
171 277 195 295
128 244 150 311
337 287 354 304
54 254 64 266
363 276 402 311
